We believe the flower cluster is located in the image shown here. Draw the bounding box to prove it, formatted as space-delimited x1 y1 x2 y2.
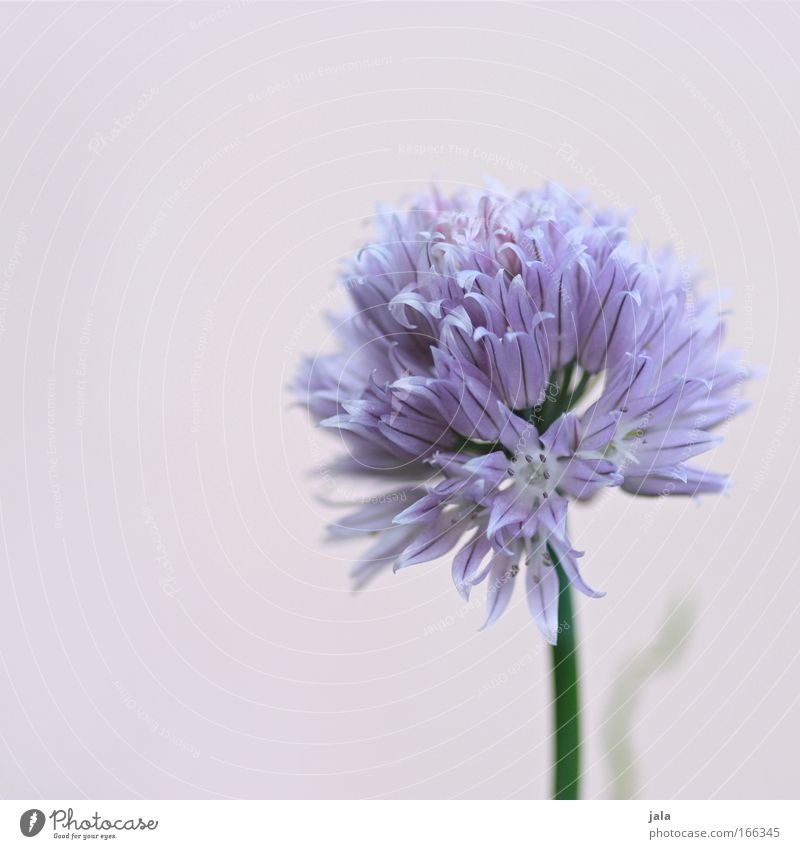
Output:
295 184 748 642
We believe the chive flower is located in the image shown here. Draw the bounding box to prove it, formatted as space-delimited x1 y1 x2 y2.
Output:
296 183 748 644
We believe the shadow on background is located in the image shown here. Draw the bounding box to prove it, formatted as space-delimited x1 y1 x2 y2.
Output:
604 596 697 799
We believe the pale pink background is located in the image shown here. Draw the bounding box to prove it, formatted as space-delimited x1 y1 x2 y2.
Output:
0 1 797 799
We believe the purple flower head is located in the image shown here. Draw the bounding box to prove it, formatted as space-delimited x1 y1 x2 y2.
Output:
295 183 749 643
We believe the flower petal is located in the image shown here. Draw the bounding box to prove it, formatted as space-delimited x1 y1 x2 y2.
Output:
480 553 518 629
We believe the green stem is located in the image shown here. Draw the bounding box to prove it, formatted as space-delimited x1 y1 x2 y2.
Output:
559 360 575 406
550 547 581 800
